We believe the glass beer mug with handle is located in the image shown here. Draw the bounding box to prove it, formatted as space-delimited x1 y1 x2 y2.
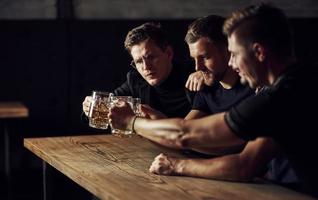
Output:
110 95 134 136
132 98 142 116
88 91 113 129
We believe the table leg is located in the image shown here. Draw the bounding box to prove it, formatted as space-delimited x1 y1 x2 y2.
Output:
4 121 11 199
43 161 48 200
4 121 10 179
43 161 55 200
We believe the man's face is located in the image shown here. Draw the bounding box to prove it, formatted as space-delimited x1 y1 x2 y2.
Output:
228 33 263 88
188 37 229 86
130 39 173 86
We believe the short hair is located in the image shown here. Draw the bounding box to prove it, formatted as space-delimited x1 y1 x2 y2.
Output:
185 15 227 46
223 3 294 61
124 22 169 53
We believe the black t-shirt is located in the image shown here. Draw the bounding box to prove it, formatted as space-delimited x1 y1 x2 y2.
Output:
225 61 318 196
192 80 253 114
114 61 193 118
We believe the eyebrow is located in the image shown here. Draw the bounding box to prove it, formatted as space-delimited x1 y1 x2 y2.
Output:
134 53 156 61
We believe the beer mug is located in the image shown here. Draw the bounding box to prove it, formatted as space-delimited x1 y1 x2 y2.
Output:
88 91 112 129
132 98 142 116
110 96 133 136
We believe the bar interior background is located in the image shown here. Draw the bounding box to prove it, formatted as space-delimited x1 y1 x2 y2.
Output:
0 0 317 199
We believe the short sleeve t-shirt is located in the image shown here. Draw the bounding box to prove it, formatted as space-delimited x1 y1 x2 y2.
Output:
225 62 318 196
192 80 253 114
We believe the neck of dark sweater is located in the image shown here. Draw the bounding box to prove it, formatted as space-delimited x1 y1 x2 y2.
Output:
154 65 181 92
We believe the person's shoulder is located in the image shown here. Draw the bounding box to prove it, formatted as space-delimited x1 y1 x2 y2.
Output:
304 60 318 73
126 69 140 77
291 60 318 72
126 69 143 81
300 60 318 84
283 60 317 80
272 60 318 91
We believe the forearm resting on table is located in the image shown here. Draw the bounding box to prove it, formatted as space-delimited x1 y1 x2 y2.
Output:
173 138 278 181
190 143 246 156
133 112 244 151
172 154 253 182
134 117 185 149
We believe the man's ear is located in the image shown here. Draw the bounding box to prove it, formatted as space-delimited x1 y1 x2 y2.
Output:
165 45 174 60
252 43 266 62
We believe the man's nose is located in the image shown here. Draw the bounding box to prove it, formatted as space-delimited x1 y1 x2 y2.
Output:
142 59 152 70
228 56 234 69
195 60 204 71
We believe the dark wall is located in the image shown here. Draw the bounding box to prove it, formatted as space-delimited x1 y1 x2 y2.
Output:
292 18 318 62
0 21 69 136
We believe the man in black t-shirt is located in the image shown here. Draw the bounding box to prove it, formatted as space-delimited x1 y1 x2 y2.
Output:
177 15 253 156
183 16 253 120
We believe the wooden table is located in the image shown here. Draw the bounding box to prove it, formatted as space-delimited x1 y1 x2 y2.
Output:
0 102 28 179
0 102 29 119
24 135 315 200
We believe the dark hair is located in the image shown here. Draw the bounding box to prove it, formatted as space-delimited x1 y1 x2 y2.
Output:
124 22 169 53
185 15 227 46
223 3 294 61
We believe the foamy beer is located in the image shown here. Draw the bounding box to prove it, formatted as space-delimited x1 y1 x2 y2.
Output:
110 95 134 136
88 91 112 129
132 98 142 116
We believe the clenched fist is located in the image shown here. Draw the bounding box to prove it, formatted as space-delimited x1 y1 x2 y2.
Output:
149 153 176 175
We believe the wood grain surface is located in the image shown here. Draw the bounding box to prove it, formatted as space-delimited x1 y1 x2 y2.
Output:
0 102 28 118
24 135 315 200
